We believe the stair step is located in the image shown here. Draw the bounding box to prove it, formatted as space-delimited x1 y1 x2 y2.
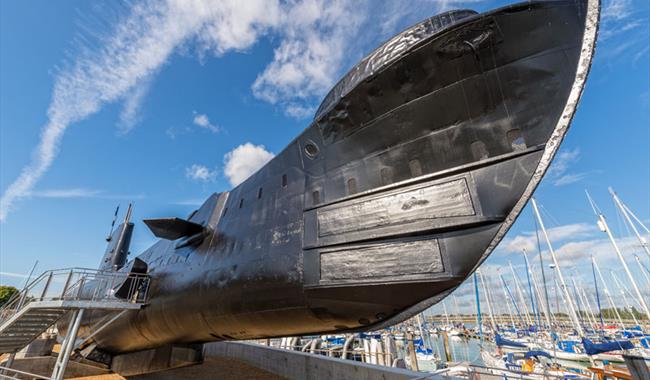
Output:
4 327 53 334
10 321 55 327
0 332 39 338
5 328 49 333
9 316 61 324
15 314 63 320
25 312 65 318
10 318 56 323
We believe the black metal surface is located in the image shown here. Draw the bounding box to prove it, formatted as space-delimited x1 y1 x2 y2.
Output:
143 218 205 241
73 0 598 354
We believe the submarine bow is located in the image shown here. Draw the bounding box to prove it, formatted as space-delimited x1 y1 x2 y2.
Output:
78 0 599 354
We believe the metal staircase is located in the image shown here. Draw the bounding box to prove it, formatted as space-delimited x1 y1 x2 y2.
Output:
0 268 149 379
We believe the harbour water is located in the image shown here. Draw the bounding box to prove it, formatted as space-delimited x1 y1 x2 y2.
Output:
418 335 492 371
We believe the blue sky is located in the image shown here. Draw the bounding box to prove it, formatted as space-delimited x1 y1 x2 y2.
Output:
1 0 649 315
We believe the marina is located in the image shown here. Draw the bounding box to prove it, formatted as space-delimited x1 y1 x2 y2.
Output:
259 190 650 378
1 0 649 378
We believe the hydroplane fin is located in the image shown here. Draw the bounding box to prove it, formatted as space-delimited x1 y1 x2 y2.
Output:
143 217 204 240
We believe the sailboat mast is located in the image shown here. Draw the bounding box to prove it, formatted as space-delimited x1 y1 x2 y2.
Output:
416 313 429 353
474 273 483 343
575 280 598 331
498 272 517 330
610 188 650 259
611 271 641 327
442 300 451 326
591 259 605 328
479 270 498 333
531 198 586 337
634 255 650 291
622 203 650 234
453 295 462 325
593 257 626 330
587 191 650 320
530 265 550 329
509 260 533 326
536 245 553 331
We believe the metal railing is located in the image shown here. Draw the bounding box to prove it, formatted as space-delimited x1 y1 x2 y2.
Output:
434 364 584 380
0 365 50 380
0 268 150 324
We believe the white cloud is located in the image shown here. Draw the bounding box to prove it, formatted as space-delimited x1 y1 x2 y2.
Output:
192 112 220 133
602 0 632 21
223 143 274 186
0 271 31 279
598 0 649 60
285 104 315 119
0 0 281 221
21 188 145 200
545 148 590 187
252 0 365 119
548 148 580 177
501 223 598 254
185 164 217 182
119 76 153 134
28 188 102 198
553 173 588 187
1 0 477 221
174 198 206 206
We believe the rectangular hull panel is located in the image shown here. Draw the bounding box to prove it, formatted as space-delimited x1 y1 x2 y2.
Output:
317 178 474 238
320 239 443 284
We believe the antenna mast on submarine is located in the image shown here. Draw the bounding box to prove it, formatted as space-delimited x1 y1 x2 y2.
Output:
106 205 120 242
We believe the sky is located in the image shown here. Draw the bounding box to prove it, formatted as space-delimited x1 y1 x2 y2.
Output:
1 0 649 318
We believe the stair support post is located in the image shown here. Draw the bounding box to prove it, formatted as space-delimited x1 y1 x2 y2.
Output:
52 309 84 380
60 270 74 299
40 272 54 301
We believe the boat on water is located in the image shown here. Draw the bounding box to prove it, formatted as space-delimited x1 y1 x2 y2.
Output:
480 349 589 379
38 0 601 357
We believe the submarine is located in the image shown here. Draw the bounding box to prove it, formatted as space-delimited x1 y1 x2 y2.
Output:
75 0 599 354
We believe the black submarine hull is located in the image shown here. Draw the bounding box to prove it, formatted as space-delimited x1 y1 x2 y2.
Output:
75 0 598 353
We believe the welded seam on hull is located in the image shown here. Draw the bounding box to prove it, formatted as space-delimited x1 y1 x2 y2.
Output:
369 0 601 331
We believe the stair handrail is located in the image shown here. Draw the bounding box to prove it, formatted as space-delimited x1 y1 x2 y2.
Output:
0 268 96 313
0 268 150 323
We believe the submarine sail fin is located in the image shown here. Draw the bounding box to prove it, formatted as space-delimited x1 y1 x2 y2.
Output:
143 217 204 240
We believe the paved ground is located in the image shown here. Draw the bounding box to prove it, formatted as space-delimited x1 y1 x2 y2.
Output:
127 357 287 380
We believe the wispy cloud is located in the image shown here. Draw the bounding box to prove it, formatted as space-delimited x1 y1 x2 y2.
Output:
501 223 598 254
26 188 145 200
185 164 217 182
598 0 649 61
223 143 274 186
546 148 590 187
251 0 364 119
28 188 102 198
553 173 589 187
0 0 481 221
284 104 315 119
119 76 153 134
548 148 580 177
174 198 206 206
192 112 220 133
0 1 350 221
0 271 30 280
602 0 632 21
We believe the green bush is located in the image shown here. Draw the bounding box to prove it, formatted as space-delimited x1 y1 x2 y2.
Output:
0 285 19 307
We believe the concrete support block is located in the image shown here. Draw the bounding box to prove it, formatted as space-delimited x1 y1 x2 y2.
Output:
204 341 442 380
111 344 203 376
